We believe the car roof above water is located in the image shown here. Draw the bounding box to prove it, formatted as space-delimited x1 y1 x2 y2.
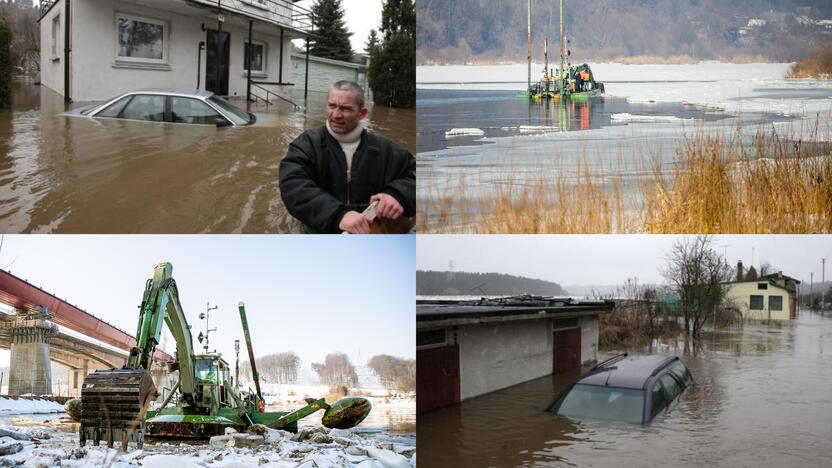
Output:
578 354 678 390
123 89 215 99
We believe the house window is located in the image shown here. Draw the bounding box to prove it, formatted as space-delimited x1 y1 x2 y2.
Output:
51 15 60 58
769 295 783 311
116 14 167 63
749 295 764 310
244 41 266 74
757 283 768 290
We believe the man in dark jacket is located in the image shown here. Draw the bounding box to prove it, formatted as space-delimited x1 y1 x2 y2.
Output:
279 81 415 233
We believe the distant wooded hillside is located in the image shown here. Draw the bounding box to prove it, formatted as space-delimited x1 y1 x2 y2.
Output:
417 0 832 64
417 270 566 296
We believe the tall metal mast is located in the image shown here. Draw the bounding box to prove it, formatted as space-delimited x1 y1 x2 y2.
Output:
560 0 565 93
527 0 532 93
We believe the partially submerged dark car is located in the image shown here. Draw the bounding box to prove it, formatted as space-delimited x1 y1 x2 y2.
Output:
549 353 693 425
68 89 256 127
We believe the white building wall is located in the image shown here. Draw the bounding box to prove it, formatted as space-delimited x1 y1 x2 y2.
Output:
725 282 792 321
458 319 553 401
50 0 293 102
39 0 66 97
291 53 366 94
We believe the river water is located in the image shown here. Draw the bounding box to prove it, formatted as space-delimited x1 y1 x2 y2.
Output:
416 63 832 230
0 79 415 233
417 310 832 467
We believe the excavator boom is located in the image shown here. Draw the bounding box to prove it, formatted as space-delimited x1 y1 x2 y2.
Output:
80 262 193 450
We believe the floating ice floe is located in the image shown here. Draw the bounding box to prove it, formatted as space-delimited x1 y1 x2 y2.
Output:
445 128 485 137
626 97 657 103
518 125 560 133
610 113 694 123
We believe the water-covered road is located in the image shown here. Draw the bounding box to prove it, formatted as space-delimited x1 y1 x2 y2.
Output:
417 310 832 467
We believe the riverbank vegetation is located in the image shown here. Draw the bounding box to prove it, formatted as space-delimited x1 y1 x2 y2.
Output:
787 42 832 79
600 237 744 347
419 122 832 233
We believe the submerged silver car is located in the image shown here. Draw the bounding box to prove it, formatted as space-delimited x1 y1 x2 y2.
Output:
75 89 256 127
548 354 694 425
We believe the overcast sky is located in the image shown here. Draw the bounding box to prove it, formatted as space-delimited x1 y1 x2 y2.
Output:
417 235 832 287
0 235 414 368
295 0 383 53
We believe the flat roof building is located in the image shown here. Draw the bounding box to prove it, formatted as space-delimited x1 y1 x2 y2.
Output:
416 296 615 414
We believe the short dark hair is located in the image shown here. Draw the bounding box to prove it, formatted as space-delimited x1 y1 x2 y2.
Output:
330 80 365 108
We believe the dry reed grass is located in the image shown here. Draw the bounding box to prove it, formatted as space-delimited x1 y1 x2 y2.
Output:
419 121 832 233
787 42 832 79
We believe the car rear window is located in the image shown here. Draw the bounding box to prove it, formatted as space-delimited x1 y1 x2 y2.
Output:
669 361 693 387
171 97 221 125
208 96 252 125
556 384 644 424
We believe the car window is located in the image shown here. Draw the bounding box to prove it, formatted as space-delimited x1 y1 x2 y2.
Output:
208 95 252 125
121 95 166 122
557 384 644 424
659 373 683 400
669 361 693 387
650 380 669 418
171 97 222 125
95 96 132 118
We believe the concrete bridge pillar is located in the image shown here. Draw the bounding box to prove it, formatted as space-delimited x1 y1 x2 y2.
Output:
8 318 58 395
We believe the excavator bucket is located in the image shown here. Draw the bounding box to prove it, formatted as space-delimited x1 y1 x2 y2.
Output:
80 369 157 450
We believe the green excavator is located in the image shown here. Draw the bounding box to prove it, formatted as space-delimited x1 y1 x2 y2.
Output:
80 262 371 449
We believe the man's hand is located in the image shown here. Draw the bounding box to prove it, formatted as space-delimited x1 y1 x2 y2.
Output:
339 211 371 234
370 193 404 220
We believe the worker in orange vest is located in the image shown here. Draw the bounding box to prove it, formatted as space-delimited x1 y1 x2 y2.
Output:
581 70 591 91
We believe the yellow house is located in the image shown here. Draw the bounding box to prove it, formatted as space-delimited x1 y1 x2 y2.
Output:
723 275 797 320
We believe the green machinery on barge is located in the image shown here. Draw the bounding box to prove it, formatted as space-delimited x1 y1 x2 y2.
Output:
525 0 604 101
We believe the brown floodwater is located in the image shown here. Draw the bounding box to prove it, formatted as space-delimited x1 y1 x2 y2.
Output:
418 310 832 467
0 79 415 233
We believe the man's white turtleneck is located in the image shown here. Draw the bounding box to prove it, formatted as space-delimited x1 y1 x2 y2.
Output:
327 120 365 180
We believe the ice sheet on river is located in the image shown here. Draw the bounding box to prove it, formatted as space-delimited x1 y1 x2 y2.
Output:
418 62 832 116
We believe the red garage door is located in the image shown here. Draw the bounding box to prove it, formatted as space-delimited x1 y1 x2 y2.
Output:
553 328 581 373
417 344 460 414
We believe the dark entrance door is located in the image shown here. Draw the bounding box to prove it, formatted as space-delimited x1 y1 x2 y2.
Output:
417 344 460 414
553 328 581 373
206 29 230 96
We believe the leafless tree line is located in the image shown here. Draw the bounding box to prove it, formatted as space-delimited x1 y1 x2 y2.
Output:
0 3 40 75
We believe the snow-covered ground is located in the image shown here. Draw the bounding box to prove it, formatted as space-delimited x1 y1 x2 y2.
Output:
0 368 415 467
0 398 65 416
0 418 415 468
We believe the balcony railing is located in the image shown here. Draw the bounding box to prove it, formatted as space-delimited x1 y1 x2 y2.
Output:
193 0 313 33
40 0 55 15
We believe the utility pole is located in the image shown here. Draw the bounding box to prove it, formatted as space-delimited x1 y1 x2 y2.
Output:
199 302 218 353
822 258 827 310
234 340 240 388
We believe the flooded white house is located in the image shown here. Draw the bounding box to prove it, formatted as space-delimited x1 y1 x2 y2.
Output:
37 0 312 102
